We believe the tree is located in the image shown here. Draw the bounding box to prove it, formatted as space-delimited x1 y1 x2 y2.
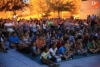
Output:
47 0 76 17
31 0 51 18
0 0 28 15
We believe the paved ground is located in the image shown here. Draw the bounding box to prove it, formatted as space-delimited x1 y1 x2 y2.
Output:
0 49 100 67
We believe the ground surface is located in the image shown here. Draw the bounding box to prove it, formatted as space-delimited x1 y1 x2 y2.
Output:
0 49 100 67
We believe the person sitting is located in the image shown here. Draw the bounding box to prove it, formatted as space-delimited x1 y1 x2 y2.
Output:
4 19 14 38
31 22 37 35
30 42 39 58
17 32 31 54
22 20 30 33
51 35 58 45
40 46 60 67
63 33 69 42
0 31 7 53
44 32 51 47
65 39 75 54
87 39 99 53
74 38 87 56
51 30 56 38
56 30 63 39
21 32 31 46
9 32 20 49
31 34 37 42
96 39 100 52
58 43 73 60
56 37 64 49
83 33 89 48
69 35 75 43
36 35 46 52
49 42 61 62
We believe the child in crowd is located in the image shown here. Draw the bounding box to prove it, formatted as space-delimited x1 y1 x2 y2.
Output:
30 42 39 57
87 39 99 53
56 30 63 39
36 35 46 53
74 38 87 56
58 43 73 60
9 32 20 48
51 35 58 45
17 32 31 53
49 42 61 62
21 32 31 46
40 46 60 67
0 31 7 53
96 39 100 52
44 32 51 47
56 37 64 49
65 39 75 54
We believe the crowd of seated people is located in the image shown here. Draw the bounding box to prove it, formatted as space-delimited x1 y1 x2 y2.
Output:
0 14 100 67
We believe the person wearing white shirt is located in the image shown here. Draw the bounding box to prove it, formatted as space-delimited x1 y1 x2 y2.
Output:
40 46 60 67
42 21 47 34
49 42 61 62
4 20 14 33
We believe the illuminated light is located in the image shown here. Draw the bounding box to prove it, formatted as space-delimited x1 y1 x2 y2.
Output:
92 1 99 8
0 0 81 19
23 0 30 3
13 15 17 18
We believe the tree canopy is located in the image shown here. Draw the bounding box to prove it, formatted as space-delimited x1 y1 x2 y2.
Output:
46 0 76 17
30 0 51 18
0 0 28 11
0 0 79 18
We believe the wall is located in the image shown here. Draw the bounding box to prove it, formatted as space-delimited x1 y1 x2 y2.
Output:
80 0 100 19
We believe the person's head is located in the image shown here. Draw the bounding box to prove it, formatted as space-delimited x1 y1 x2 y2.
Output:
51 35 55 40
52 42 57 49
66 39 69 44
43 21 46 24
92 14 94 16
58 30 61 34
85 32 89 36
64 33 68 37
31 42 36 46
98 39 100 43
44 46 49 53
39 35 43 40
76 38 80 43
52 30 56 34
63 43 68 48
91 39 95 44
0 31 2 35
98 31 100 35
46 32 49 36
0 20 2 25
78 35 82 41
6 19 10 23
59 36 63 40
12 32 17 37
24 32 29 36
0 31 3 37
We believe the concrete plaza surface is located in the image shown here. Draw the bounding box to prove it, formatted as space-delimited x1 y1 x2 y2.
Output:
0 49 100 67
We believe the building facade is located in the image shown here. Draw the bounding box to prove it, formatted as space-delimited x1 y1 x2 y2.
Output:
80 0 100 19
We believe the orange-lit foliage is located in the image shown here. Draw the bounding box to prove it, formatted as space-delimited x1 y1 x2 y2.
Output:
0 0 81 19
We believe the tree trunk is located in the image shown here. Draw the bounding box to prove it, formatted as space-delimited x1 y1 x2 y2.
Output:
13 10 16 15
58 11 60 18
